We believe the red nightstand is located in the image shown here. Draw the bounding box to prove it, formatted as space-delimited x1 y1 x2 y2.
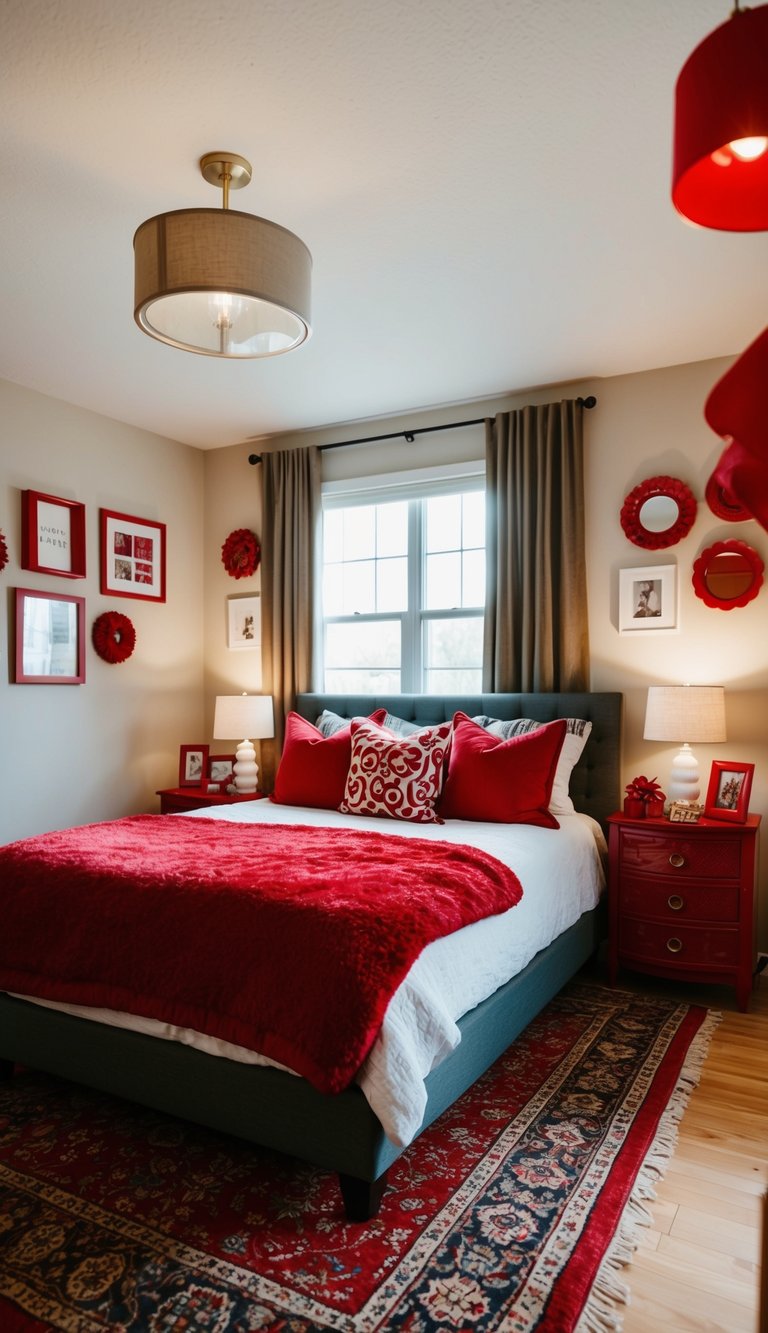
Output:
607 811 760 1012
156 788 264 814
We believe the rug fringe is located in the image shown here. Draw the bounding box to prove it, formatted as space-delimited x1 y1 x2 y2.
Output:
575 1006 722 1333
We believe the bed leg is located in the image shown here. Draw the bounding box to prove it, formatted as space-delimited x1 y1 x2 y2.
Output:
338 1170 389 1221
0 1059 14 1081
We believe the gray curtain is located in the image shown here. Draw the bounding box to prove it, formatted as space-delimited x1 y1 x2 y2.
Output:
260 446 321 790
483 400 590 692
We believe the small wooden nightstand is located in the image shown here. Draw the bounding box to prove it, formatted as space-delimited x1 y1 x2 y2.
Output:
607 811 761 1011
156 788 264 814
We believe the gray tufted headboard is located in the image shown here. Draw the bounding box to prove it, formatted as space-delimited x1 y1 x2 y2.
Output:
295 692 622 829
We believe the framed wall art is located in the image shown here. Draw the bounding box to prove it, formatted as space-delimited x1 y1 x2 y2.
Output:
227 594 261 650
100 509 166 602
209 754 235 784
22 490 86 579
618 565 678 633
15 587 85 684
179 744 209 788
703 760 754 823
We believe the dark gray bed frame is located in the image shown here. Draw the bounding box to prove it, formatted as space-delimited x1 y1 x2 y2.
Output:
0 691 621 1220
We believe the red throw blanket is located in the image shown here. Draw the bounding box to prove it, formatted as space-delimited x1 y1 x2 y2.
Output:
0 816 523 1094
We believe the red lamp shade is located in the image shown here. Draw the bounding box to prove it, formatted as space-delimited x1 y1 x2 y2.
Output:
672 4 768 231
704 324 768 532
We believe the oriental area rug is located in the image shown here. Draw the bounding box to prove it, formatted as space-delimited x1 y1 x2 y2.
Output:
0 983 718 1333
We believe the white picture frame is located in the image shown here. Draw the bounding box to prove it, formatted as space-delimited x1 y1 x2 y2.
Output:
227 594 261 650
618 564 678 633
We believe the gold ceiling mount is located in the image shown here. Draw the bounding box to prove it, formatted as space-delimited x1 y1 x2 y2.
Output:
199 152 253 209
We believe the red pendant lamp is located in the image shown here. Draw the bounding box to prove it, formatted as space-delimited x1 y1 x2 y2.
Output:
672 3 768 230
704 324 768 530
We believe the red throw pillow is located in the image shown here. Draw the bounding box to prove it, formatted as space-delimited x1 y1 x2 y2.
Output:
340 717 453 823
271 709 387 810
438 713 567 827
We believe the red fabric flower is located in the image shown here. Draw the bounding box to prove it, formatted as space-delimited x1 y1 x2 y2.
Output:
221 528 261 579
0 529 8 574
625 775 666 804
92 611 136 664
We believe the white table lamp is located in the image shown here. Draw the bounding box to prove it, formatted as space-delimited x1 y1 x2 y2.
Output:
213 693 274 794
643 685 726 803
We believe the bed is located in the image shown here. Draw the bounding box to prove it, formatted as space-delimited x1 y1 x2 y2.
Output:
0 690 621 1220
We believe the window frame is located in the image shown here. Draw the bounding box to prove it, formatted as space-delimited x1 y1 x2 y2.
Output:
320 460 485 694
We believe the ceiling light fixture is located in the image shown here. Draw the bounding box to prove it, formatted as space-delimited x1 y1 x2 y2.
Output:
672 2 768 230
134 153 311 358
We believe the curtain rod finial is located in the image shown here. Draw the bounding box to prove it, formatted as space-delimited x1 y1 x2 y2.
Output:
576 395 597 409
248 453 262 465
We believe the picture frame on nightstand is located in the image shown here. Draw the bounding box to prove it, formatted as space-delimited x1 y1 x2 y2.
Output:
179 744 209 787
704 760 754 823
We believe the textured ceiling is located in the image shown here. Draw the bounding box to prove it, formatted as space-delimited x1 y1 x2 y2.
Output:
1 0 767 450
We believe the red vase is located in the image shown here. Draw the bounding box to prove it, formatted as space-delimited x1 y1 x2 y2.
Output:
645 799 664 819
623 797 645 819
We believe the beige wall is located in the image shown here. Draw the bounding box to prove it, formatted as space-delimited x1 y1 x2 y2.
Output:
203 358 768 949
0 379 205 843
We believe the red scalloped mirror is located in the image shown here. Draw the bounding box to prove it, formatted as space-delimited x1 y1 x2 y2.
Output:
620 475 697 549
692 539 764 610
704 473 751 523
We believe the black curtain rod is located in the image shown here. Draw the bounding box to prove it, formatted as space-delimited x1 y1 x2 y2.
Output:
247 395 596 464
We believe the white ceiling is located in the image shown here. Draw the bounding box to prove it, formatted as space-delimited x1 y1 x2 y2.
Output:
2 0 767 451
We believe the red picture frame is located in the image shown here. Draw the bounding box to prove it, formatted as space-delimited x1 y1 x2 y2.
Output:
100 509 166 602
179 744 209 788
704 760 754 823
21 490 86 579
15 587 85 684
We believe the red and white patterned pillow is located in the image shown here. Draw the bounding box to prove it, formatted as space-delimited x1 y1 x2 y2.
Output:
340 718 452 823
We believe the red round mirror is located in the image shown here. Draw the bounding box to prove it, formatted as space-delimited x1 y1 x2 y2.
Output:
692 539 764 610
620 476 697 549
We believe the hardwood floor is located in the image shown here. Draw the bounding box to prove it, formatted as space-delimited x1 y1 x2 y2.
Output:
587 962 768 1333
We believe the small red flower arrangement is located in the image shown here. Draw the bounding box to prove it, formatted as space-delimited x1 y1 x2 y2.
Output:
92 611 136 664
221 528 261 579
624 775 666 819
0 529 8 574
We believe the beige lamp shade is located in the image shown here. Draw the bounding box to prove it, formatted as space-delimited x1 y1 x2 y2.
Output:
134 209 311 357
644 685 726 803
213 693 274 742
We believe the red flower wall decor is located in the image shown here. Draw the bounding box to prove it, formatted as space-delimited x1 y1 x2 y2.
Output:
221 528 261 579
0 529 8 573
92 611 136 664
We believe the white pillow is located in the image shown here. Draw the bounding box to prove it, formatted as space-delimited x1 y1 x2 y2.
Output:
471 716 592 814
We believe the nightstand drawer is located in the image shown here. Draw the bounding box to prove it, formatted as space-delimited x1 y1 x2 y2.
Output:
619 918 740 968
618 827 741 880
618 874 740 923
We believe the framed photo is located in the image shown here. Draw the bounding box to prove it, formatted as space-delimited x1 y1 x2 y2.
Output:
619 564 677 633
209 753 235 784
228 594 261 650
179 744 209 788
100 509 166 602
704 760 754 823
21 490 86 579
15 587 85 684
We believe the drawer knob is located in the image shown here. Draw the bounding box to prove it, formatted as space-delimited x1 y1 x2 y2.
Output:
666 937 683 954
667 894 684 911
668 853 685 869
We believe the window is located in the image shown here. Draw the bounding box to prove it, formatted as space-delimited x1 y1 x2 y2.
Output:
321 468 485 694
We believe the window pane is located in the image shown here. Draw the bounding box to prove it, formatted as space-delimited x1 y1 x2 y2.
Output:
426 494 461 553
425 616 483 670
325 668 402 693
462 491 485 548
377 556 408 612
343 506 376 560
424 667 483 693
376 502 408 557
341 560 376 614
425 551 461 609
323 509 344 563
323 563 344 616
325 619 401 668
462 550 485 607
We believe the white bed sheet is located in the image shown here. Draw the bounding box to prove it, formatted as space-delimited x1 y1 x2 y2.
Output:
16 803 605 1147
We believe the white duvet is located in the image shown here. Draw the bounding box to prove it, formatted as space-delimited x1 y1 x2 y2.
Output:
17 802 605 1147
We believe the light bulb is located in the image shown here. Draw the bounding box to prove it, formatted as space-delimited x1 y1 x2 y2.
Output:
729 135 768 162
